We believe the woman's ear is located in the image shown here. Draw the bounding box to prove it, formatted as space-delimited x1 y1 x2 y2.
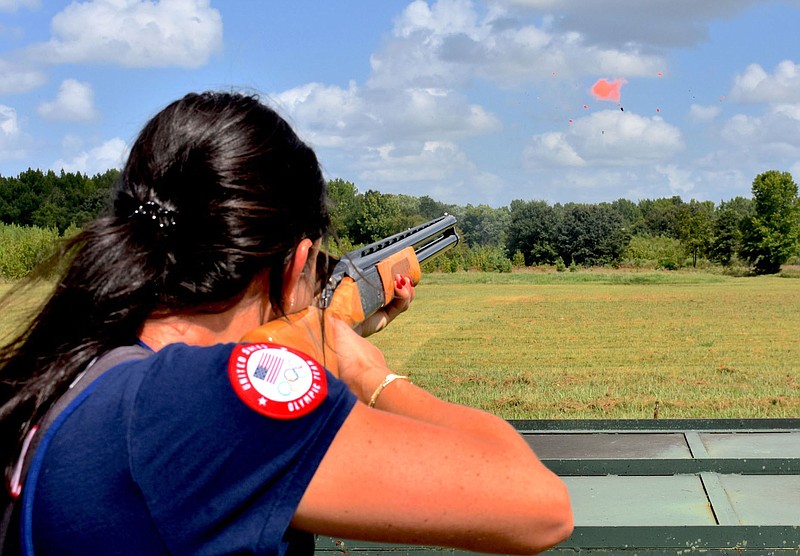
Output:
282 238 314 312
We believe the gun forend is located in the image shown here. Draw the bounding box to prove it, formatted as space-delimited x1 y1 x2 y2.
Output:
319 215 459 319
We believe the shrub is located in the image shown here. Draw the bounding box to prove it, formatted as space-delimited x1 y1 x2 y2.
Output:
467 246 512 273
422 244 511 273
0 223 61 279
624 234 686 269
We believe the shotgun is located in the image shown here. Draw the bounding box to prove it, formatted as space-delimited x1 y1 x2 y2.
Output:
241 215 459 372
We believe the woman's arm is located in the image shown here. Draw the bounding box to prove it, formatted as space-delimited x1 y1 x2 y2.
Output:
291 319 573 555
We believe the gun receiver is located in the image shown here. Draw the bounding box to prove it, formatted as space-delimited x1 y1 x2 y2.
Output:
241 214 459 373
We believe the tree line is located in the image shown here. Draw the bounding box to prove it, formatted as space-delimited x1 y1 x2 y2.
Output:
0 168 119 233
328 171 799 275
1 168 798 277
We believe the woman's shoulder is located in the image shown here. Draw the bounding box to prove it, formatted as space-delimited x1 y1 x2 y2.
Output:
128 342 239 405
130 341 354 422
149 341 236 363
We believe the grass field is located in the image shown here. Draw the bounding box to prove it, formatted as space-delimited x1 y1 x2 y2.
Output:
370 269 800 420
2 269 798 419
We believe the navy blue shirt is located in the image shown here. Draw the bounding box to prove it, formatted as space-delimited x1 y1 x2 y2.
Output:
24 343 356 555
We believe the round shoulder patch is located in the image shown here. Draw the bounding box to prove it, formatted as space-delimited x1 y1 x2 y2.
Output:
228 342 328 419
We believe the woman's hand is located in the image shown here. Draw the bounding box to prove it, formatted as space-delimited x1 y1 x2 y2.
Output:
355 274 416 338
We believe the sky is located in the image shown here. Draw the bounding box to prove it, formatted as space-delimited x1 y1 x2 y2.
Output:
1 0 800 208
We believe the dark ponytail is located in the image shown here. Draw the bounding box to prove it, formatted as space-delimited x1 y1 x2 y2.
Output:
0 91 330 494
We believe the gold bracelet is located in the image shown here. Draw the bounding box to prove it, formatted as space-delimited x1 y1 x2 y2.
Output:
368 373 410 408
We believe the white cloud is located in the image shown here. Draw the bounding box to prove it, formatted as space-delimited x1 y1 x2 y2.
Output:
0 104 28 161
52 137 128 174
367 0 664 89
488 0 758 49
730 60 800 104
689 104 721 123
360 141 473 182
0 59 46 94
523 110 683 169
27 0 222 68
274 77 505 203
61 133 84 152
523 132 585 167
515 166 657 203
655 164 698 196
356 140 506 204
691 105 800 192
0 0 39 11
273 81 367 148
0 106 19 137
274 81 501 149
720 104 800 149
37 79 98 122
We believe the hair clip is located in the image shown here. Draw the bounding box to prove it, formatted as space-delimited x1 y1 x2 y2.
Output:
131 200 177 229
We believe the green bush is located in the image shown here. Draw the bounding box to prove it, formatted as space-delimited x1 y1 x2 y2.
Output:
623 234 686 269
422 244 511 273
466 246 512 273
0 222 61 279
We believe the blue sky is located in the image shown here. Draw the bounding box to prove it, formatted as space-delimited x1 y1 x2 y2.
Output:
1 0 799 208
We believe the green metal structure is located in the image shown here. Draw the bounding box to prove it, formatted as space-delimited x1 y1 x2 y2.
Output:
318 419 800 555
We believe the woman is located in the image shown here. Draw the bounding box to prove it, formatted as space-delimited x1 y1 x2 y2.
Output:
0 92 572 555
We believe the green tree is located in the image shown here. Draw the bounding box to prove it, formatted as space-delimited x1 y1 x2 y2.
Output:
327 178 359 241
638 196 685 238
352 190 405 244
0 169 50 227
677 200 714 268
554 203 629 266
417 195 453 220
708 197 752 266
460 204 510 247
610 198 643 231
505 200 557 265
0 168 118 232
83 169 118 219
740 170 800 274
394 194 423 228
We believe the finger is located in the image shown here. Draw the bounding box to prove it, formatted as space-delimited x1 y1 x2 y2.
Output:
394 275 416 302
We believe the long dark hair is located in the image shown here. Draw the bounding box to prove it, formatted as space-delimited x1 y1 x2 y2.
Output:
0 91 330 494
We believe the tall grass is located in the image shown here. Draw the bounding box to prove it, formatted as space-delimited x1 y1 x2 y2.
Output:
0 280 54 345
0 223 60 279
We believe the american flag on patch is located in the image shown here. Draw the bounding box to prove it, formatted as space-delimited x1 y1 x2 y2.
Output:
253 352 283 383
